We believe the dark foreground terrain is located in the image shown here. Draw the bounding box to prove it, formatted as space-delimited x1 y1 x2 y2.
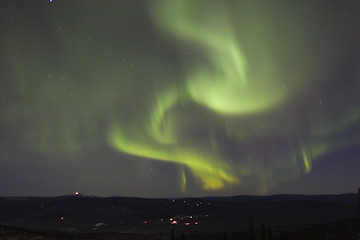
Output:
0 193 358 239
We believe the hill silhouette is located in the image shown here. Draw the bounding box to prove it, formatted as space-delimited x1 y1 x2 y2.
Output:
0 193 357 239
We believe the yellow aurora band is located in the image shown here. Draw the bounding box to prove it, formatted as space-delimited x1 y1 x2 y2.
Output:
107 0 359 193
109 87 241 190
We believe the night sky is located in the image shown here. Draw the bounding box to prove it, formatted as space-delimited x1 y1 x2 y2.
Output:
0 0 359 198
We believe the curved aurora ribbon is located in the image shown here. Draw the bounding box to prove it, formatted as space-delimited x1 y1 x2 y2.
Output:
107 0 360 193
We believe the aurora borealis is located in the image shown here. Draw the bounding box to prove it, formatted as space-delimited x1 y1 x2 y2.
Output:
0 0 359 197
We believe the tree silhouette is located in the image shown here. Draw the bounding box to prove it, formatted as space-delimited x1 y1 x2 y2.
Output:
170 227 175 240
261 222 266 240
267 226 273 240
222 232 228 240
181 231 186 240
248 213 256 240
358 188 360 240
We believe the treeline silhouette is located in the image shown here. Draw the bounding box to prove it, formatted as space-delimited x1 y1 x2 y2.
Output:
168 188 360 240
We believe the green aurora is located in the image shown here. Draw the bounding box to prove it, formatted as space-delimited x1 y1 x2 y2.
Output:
109 0 360 193
0 0 359 196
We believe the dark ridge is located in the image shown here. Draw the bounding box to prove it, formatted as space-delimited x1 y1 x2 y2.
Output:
0 193 358 239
